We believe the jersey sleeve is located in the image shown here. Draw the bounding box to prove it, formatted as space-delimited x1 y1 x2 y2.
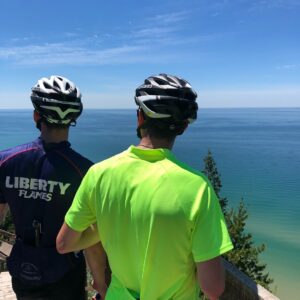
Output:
65 166 97 232
191 182 233 262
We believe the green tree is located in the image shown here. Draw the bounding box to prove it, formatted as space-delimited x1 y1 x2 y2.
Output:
0 210 15 242
202 150 273 289
203 150 227 213
1 211 14 232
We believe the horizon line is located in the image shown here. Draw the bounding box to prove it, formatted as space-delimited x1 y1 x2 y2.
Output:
0 106 300 110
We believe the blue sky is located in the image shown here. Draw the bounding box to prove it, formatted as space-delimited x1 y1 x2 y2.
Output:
0 0 299 108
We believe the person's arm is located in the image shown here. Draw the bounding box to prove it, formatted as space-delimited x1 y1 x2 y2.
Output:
192 182 233 299
197 256 225 300
0 203 8 225
56 222 100 254
85 242 108 298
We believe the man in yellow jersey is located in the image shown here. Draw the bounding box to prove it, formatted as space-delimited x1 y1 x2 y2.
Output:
57 74 233 300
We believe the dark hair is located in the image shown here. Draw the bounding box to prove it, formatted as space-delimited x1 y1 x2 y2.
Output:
138 110 187 139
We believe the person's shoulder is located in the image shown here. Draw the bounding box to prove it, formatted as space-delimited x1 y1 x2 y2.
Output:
67 148 93 166
167 155 210 184
62 147 94 176
0 138 42 163
89 149 129 172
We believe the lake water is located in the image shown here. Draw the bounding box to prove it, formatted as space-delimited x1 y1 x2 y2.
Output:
0 108 299 299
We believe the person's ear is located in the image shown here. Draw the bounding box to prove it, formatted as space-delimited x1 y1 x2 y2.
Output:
177 121 189 135
33 110 41 122
137 109 145 126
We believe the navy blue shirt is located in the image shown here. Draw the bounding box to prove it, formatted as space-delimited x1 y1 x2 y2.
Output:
0 137 93 247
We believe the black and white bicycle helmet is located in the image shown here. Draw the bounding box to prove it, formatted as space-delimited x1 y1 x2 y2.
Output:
135 73 198 123
31 75 83 125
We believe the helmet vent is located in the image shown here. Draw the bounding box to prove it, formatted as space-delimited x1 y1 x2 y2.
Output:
155 78 167 85
44 82 52 89
53 80 60 89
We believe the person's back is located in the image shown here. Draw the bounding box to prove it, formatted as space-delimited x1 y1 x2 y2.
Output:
0 138 91 246
77 146 231 299
0 75 93 300
58 74 233 300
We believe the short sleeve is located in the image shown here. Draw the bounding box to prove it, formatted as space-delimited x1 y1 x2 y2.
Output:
191 183 233 262
65 166 97 232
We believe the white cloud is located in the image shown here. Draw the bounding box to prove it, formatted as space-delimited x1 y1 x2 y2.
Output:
11 37 31 43
248 0 300 11
131 10 189 40
0 43 148 66
205 0 300 14
148 11 189 24
64 32 80 38
0 9 201 67
276 64 300 70
133 27 177 39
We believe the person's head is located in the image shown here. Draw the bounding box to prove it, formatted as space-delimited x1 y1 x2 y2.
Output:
30 75 83 131
135 73 198 140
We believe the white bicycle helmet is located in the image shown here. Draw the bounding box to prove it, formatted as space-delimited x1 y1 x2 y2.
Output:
135 73 198 123
31 75 83 125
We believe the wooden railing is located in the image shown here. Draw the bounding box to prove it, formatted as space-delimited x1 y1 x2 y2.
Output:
221 259 280 300
0 230 14 272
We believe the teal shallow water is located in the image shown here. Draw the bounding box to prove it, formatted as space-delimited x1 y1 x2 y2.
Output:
0 108 299 299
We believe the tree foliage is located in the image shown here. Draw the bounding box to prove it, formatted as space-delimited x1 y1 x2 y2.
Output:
1 210 14 232
0 210 15 242
203 151 227 213
202 150 273 289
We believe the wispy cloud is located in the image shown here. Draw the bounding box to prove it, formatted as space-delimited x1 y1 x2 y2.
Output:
204 0 300 14
64 32 81 38
132 27 177 39
0 41 189 66
126 10 189 45
0 10 205 67
276 64 300 70
248 0 300 11
10 37 32 43
148 11 189 24
0 43 146 66
124 10 208 48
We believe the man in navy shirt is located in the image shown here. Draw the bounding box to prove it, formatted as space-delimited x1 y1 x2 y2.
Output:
0 75 94 300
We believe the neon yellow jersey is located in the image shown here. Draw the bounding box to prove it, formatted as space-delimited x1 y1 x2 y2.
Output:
65 146 233 300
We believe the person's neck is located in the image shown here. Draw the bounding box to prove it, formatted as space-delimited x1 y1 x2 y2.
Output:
138 136 174 150
40 127 69 144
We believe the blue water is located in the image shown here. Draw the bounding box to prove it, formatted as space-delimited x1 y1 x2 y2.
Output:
0 108 299 299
